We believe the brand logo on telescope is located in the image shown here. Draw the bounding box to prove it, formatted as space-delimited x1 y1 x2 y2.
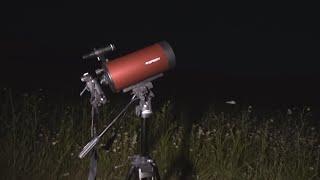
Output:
145 57 161 65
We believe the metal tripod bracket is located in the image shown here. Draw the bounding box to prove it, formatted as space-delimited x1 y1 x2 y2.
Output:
128 155 159 179
132 82 154 119
80 73 107 107
124 73 163 119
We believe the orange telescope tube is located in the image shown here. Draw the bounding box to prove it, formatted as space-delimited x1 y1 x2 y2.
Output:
104 41 176 92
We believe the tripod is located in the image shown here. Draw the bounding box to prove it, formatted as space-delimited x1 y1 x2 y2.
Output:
79 74 163 180
125 81 161 180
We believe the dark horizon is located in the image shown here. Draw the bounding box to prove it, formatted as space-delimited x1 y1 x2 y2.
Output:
1 6 317 107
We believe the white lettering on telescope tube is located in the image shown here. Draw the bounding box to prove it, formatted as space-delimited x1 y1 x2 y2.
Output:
145 57 160 65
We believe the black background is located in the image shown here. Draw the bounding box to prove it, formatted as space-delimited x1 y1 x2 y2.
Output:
0 4 317 107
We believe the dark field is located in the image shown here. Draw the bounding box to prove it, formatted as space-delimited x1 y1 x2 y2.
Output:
0 88 319 180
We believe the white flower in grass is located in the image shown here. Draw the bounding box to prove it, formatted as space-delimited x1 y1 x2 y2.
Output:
52 141 58 146
236 130 241 135
206 131 210 136
61 172 70 177
132 134 137 145
287 109 292 115
225 100 236 105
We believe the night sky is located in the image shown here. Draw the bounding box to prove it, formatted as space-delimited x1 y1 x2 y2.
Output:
0 5 317 107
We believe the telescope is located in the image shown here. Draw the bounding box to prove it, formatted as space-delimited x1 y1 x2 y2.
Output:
84 41 175 92
79 41 176 180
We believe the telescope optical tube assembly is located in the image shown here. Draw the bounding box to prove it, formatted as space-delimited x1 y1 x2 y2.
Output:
103 41 176 92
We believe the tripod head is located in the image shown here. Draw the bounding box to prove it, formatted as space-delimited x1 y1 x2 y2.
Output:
125 73 163 118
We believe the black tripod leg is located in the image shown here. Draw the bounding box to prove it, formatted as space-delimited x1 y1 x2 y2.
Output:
152 164 161 180
88 150 98 180
125 166 135 180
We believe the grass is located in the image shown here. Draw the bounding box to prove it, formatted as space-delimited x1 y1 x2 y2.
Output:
0 89 319 179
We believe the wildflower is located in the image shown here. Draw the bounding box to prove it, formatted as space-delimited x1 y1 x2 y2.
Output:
132 134 137 145
306 107 311 111
197 127 204 138
309 166 314 171
287 109 292 115
236 130 241 135
61 172 70 177
52 141 58 146
70 153 74 156
248 105 252 112
269 119 274 123
114 164 125 169
226 100 236 105
206 131 210 136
